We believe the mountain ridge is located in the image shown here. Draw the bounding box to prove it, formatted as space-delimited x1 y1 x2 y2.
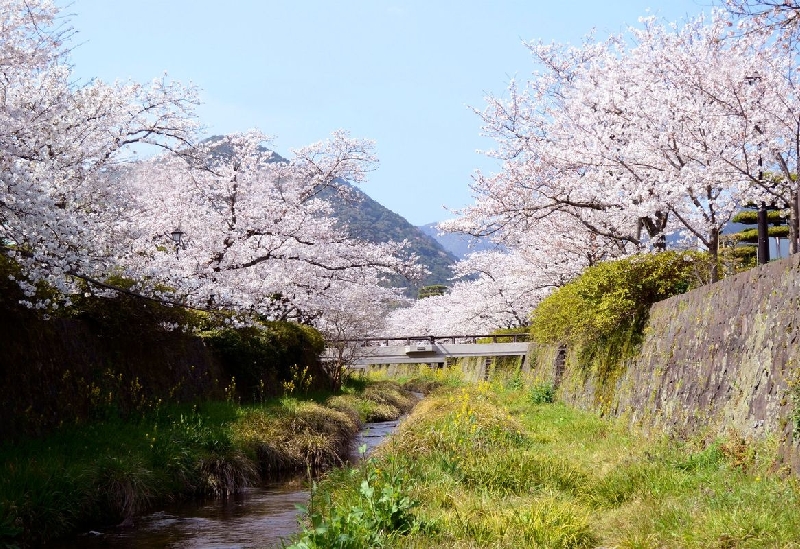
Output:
417 222 497 260
320 185 458 294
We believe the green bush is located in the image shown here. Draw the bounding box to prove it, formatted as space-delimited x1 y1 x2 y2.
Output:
529 383 555 405
530 252 710 398
202 322 325 400
530 251 710 347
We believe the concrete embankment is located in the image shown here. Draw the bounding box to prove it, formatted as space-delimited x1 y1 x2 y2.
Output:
527 254 800 471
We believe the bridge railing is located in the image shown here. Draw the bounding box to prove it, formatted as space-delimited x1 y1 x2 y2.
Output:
327 333 531 347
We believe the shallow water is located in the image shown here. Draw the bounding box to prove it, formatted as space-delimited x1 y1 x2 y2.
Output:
54 419 402 549
350 417 402 462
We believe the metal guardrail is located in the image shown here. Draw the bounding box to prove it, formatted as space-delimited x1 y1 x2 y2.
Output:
328 333 531 347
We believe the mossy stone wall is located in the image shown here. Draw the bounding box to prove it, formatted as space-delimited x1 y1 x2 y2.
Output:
527 254 800 471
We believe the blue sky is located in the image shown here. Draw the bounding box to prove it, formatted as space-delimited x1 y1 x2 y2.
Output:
65 0 709 225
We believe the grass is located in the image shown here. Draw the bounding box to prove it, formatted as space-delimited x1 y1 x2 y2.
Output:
0 379 417 547
288 369 800 548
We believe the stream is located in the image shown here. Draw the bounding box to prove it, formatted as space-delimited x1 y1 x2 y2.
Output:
54 418 403 549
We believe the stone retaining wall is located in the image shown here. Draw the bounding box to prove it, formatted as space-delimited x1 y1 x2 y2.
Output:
527 254 800 471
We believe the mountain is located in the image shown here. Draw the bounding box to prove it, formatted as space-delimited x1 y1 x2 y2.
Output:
320 186 459 295
418 223 497 260
199 136 458 295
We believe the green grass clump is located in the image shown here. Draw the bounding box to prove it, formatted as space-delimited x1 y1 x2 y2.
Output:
291 379 800 548
233 400 359 476
326 380 418 423
287 460 422 549
436 497 595 549
529 382 555 404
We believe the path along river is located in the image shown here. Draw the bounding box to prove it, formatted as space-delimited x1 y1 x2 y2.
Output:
54 418 403 549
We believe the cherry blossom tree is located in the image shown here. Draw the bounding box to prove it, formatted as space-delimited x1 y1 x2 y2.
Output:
0 0 417 340
316 279 409 384
125 131 420 324
408 11 800 335
445 12 797 287
724 0 800 43
0 0 200 305
716 5 800 248
383 249 550 336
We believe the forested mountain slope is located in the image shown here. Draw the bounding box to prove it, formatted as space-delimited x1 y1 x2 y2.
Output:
320 184 458 293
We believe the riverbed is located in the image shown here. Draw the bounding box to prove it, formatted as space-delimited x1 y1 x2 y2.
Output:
53 418 403 549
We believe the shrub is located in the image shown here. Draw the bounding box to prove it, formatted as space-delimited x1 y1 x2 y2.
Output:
530 251 712 407
202 322 325 401
529 383 555 404
530 251 710 347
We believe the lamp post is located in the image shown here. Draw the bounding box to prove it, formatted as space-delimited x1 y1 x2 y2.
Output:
170 226 184 258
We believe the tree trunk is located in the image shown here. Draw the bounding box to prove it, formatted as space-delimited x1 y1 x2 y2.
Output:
640 211 669 250
757 202 770 265
709 227 720 283
792 189 800 255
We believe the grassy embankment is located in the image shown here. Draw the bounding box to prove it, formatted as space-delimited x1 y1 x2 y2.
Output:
288 369 800 548
0 379 416 547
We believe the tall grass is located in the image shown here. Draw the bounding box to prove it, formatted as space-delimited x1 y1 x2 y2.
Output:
289 369 800 548
0 380 417 547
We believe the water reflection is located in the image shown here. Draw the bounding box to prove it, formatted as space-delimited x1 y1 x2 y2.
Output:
61 479 308 549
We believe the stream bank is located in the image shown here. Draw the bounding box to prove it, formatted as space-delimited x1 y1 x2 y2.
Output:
293 379 800 548
0 381 418 548
51 418 406 549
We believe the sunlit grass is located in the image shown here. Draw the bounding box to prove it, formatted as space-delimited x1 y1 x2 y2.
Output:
293 369 800 548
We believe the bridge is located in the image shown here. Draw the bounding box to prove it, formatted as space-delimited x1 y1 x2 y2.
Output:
323 334 531 368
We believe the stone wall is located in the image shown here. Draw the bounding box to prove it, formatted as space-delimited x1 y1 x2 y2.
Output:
527 254 800 470
450 355 524 382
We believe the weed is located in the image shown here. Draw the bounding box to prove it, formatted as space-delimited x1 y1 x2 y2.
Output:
529 382 556 404
195 449 258 497
283 364 314 396
94 455 156 522
286 460 421 548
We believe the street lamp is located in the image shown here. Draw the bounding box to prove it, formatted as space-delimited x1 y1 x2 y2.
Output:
170 226 184 258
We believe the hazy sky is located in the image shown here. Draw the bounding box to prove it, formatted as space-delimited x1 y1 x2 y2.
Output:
65 0 710 225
